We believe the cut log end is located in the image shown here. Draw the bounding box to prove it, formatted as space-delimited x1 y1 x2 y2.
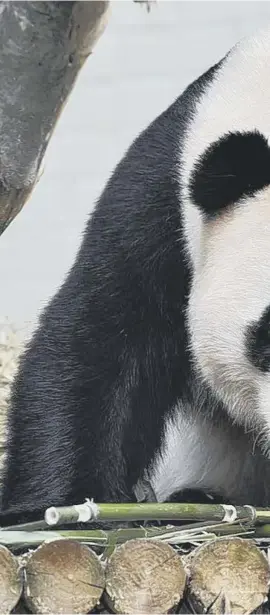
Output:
23 538 105 614
0 544 23 614
105 538 186 613
186 537 270 614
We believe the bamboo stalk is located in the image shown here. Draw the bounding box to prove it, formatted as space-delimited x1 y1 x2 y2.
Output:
2 520 49 532
253 524 270 538
43 501 259 526
0 526 176 548
3 502 270 537
1 522 270 550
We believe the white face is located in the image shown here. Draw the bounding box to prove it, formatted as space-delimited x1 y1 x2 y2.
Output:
187 190 270 440
180 25 270 446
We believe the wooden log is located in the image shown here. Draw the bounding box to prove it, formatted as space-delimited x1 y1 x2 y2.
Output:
0 543 22 613
23 538 105 614
186 537 270 614
0 1 109 235
105 538 186 614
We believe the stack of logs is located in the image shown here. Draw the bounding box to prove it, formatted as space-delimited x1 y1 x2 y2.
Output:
1 536 270 614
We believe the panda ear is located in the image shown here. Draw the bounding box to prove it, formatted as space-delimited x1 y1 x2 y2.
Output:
189 130 270 217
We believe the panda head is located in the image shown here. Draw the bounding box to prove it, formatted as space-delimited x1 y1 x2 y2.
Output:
181 26 270 446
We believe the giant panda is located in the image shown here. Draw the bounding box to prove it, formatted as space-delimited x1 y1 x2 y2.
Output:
2 25 270 526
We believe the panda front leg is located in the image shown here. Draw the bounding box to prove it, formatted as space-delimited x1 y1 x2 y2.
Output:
0 314 181 527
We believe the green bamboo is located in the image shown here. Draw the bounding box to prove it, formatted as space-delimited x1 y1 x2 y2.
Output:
0 525 260 549
254 509 270 523
0 526 175 549
253 524 270 538
2 520 49 532
94 503 270 524
95 502 250 522
3 501 270 534
2 523 270 550
44 501 258 526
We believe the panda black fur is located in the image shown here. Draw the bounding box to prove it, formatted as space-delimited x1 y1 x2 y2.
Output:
2 27 270 525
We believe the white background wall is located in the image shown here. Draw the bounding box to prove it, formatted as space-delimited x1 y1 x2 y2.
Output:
1 1 270 337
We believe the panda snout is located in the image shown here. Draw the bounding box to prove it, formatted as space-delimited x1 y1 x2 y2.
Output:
246 305 270 373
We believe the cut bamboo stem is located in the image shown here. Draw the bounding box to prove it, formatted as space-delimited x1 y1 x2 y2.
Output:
44 500 260 526
3 502 270 542
43 501 260 526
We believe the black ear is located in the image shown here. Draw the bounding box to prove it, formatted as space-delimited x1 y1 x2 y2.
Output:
189 130 270 217
246 305 270 373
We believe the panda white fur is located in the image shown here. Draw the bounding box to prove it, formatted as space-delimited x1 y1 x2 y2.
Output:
1 25 270 526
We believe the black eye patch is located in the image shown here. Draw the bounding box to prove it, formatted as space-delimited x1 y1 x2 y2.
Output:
189 130 270 218
246 305 270 373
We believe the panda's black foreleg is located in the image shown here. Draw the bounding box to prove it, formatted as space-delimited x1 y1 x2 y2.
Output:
0 314 181 528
